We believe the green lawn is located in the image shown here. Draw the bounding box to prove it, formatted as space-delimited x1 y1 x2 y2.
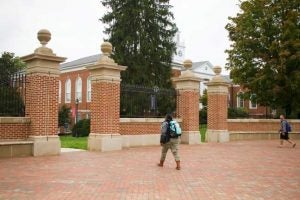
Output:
60 135 88 150
200 124 207 142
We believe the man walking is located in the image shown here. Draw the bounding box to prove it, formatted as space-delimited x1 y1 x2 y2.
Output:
279 114 296 148
158 114 181 170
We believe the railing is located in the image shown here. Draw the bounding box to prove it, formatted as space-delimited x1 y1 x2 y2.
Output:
0 73 26 117
120 84 178 118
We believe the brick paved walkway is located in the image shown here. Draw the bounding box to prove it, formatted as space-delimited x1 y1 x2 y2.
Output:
0 140 299 200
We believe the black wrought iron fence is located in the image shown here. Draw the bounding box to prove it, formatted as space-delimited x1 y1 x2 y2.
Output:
120 84 178 118
0 73 26 116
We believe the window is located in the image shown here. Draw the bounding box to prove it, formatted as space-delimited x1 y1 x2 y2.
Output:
87 77 92 102
65 79 71 103
58 80 61 103
237 92 244 108
249 94 257 109
75 77 82 102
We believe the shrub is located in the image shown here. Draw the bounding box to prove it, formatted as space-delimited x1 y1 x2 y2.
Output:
58 104 71 127
72 119 90 137
228 107 249 119
199 108 207 124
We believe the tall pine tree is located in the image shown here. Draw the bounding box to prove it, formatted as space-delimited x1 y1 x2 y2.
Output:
101 0 178 88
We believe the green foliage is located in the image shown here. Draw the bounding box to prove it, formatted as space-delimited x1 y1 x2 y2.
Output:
199 89 208 124
60 135 87 150
200 89 208 107
0 87 25 116
0 52 25 82
199 109 207 124
199 124 207 143
58 104 71 127
72 119 90 137
101 0 178 88
228 107 249 119
225 0 300 117
0 52 26 116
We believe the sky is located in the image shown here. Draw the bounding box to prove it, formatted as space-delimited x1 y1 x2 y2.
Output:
0 0 240 72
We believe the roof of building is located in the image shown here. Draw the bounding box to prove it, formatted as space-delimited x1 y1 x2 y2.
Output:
222 75 232 83
60 54 101 70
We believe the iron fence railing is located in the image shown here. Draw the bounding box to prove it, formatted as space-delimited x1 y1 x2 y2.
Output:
0 73 26 117
120 84 178 118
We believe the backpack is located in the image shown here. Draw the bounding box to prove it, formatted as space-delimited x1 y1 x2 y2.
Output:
285 121 292 132
169 120 182 138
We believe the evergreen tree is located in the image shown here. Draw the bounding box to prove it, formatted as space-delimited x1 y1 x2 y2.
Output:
225 0 300 117
101 0 178 88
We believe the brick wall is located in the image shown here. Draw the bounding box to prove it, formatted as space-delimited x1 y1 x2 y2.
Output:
59 69 91 123
90 82 120 134
0 118 30 140
228 119 300 132
120 118 182 135
26 75 58 136
208 94 228 130
177 90 199 131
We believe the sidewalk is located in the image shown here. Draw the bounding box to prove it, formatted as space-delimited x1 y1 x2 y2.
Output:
0 140 299 200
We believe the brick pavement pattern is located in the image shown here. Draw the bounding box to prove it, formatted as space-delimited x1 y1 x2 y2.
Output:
0 140 299 200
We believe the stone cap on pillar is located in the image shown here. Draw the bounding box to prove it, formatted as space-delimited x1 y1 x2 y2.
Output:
206 66 229 94
21 29 66 75
172 59 201 90
86 42 127 83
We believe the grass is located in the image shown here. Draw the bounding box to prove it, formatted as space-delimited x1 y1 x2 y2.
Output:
60 135 88 150
200 124 207 142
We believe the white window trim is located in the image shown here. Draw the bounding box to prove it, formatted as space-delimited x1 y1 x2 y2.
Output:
237 92 244 108
75 77 82 102
87 77 92 102
249 94 257 109
249 100 257 109
58 80 61 103
65 79 71 103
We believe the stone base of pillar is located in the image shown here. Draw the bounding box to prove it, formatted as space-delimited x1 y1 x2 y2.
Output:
88 133 122 152
29 135 61 156
180 131 201 144
206 130 229 143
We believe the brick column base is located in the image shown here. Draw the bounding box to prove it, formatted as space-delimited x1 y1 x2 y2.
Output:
29 136 60 156
206 130 229 143
88 134 122 152
181 131 201 144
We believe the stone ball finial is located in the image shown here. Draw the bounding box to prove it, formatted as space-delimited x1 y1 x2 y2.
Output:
213 66 222 75
101 42 112 56
37 29 51 46
183 59 193 70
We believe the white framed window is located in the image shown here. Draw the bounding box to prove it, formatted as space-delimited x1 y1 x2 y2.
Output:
87 77 92 102
65 79 71 103
75 77 82 102
249 94 257 109
237 92 244 108
58 80 61 103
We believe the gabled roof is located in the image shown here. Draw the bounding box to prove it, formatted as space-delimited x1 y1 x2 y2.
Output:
191 61 215 75
60 54 101 70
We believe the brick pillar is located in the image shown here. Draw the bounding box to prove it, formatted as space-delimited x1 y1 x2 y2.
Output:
21 29 66 156
206 66 229 142
87 42 127 152
173 60 201 144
